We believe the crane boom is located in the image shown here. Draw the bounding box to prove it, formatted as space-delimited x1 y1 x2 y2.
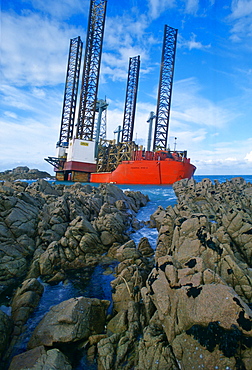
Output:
121 55 140 143
58 36 83 147
153 25 177 151
76 0 107 141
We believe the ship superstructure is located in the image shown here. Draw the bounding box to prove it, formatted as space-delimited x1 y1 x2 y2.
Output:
45 0 196 184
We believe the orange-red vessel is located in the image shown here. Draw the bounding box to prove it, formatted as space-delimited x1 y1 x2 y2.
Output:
90 150 196 185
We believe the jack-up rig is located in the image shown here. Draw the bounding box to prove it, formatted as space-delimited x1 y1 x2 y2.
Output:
45 0 196 184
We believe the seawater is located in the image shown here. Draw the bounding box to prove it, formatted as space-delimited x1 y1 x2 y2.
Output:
6 174 252 368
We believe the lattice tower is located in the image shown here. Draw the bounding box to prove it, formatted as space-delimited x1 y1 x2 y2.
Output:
121 55 140 143
58 36 83 147
76 0 107 140
153 25 177 151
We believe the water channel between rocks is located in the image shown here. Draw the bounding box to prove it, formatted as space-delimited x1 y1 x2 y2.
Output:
6 174 251 369
8 184 177 369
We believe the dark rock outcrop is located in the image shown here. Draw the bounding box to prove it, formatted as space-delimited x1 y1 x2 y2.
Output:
0 311 13 361
28 297 110 349
0 180 149 368
0 167 54 181
95 177 252 370
143 177 252 370
8 346 72 370
0 180 149 292
1 176 252 370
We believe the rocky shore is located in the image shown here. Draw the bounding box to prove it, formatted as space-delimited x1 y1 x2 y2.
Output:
0 166 53 181
0 177 251 369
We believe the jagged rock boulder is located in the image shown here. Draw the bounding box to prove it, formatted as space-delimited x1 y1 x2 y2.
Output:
0 310 13 361
38 215 106 277
0 245 28 295
153 178 252 304
0 180 148 289
8 346 72 370
144 177 252 369
93 210 129 246
145 256 252 369
110 239 153 313
98 302 142 370
171 177 252 267
28 297 110 349
0 179 150 368
137 313 179 370
172 331 236 370
137 237 154 258
0 182 42 293
97 236 155 370
11 278 44 334
0 167 53 181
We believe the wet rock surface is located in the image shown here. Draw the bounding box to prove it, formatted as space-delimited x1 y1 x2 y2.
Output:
0 310 13 360
95 177 252 370
146 177 252 370
1 177 252 369
8 346 72 370
0 180 149 368
28 297 110 348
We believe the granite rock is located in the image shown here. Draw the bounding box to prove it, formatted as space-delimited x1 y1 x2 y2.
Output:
28 297 110 349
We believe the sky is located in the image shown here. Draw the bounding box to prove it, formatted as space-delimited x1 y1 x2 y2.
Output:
1 0 252 176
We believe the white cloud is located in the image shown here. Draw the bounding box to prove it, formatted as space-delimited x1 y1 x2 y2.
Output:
184 0 199 14
21 0 88 20
193 158 250 175
101 14 153 82
1 11 83 86
172 78 236 128
245 150 252 161
148 0 175 19
230 0 252 19
3 111 18 119
0 84 62 118
228 0 252 42
148 0 214 18
0 82 63 173
179 33 211 50
225 157 237 161
0 117 58 173
189 136 252 175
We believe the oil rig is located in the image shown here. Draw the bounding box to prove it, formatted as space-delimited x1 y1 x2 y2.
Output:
45 0 196 184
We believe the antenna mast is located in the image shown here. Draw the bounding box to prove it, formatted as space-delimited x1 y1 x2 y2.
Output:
153 25 177 151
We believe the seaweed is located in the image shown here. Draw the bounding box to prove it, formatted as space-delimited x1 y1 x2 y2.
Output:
218 326 241 357
235 357 246 370
178 217 187 225
186 321 252 359
147 272 157 295
159 261 173 272
196 227 223 255
233 297 244 309
243 228 252 235
237 311 252 332
147 272 157 286
196 227 207 244
186 286 202 298
206 238 223 255
185 258 197 268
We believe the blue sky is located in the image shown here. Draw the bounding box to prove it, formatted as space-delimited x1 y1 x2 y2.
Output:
1 0 252 175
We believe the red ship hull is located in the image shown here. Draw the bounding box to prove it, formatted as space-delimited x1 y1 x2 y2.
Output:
90 158 196 185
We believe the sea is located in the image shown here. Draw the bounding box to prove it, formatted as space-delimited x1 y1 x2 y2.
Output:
3 174 252 369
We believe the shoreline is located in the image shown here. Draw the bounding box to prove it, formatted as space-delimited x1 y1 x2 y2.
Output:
0 176 251 369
